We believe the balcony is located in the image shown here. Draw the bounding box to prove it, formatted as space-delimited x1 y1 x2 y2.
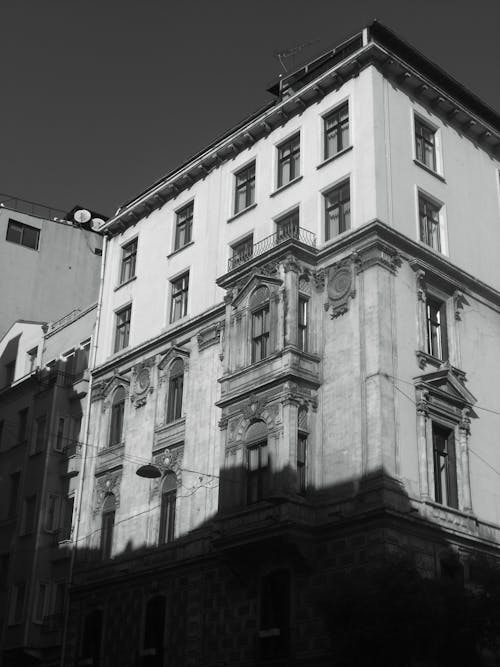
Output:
228 224 316 272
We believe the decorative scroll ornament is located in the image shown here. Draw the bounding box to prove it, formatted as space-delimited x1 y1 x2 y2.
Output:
242 393 266 420
150 444 184 498
130 358 155 408
93 470 121 516
453 290 467 321
324 255 358 318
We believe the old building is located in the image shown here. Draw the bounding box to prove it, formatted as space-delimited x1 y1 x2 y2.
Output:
0 194 104 338
66 22 500 666
0 305 96 667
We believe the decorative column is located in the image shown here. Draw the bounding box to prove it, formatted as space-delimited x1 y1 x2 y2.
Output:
416 389 430 500
415 269 427 366
222 291 233 375
283 256 299 348
458 408 473 512
281 385 300 495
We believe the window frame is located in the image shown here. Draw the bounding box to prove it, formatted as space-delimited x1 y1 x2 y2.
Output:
45 493 61 533
324 179 351 241
158 472 177 544
8 581 26 625
414 115 439 173
298 295 309 352
275 208 300 242
114 304 132 353
166 359 184 423
297 431 307 494
425 296 449 361
432 422 458 509
234 161 256 214
169 272 189 323
276 132 301 189
323 101 350 160
174 201 194 251
34 581 50 624
247 440 269 504
22 494 37 535
251 305 270 364
6 219 40 250
101 495 116 560
119 237 138 285
230 233 254 268
109 387 126 447
418 192 443 252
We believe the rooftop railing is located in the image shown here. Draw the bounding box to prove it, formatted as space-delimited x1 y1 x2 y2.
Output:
228 224 316 271
0 193 67 222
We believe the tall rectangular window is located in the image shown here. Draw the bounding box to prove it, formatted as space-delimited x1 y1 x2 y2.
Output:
298 297 308 352
8 472 20 518
17 408 28 444
297 433 307 494
276 209 299 242
8 581 26 625
415 117 437 171
251 306 270 363
170 273 189 323
174 202 193 250
324 102 349 159
166 359 184 423
426 298 448 360
101 509 115 560
234 162 256 214
432 424 458 508
61 496 75 541
55 416 66 452
159 474 177 544
231 234 254 268
120 239 137 284
114 305 131 352
27 347 38 373
74 340 90 380
247 441 269 504
277 134 300 188
45 493 61 532
22 495 37 534
6 219 40 250
31 415 47 454
34 582 49 623
324 181 350 240
419 195 441 251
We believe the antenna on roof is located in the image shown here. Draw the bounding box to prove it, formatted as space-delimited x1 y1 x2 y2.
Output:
274 38 320 73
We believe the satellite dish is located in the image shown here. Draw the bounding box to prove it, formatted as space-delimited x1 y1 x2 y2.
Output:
90 217 105 230
73 209 91 224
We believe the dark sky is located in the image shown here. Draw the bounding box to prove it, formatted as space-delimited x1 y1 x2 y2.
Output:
2 0 499 217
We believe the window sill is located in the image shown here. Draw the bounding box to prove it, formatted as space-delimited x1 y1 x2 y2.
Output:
114 275 137 292
270 175 303 198
227 202 257 224
316 145 353 169
167 240 194 259
414 159 446 183
417 240 446 257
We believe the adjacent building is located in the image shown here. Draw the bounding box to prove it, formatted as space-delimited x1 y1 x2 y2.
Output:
0 305 96 667
66 22 500 666
0 194 104 339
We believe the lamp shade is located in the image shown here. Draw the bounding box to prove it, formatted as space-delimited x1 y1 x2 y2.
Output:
136 463 162 479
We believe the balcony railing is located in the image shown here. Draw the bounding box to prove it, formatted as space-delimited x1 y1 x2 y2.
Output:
228 224 316 271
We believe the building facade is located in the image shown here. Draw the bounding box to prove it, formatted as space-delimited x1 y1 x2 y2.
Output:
0 194 103 339
66 22 500 666
0 306 96 667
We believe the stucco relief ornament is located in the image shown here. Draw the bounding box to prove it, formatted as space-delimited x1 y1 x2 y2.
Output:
93 472 121 516
242 393 265 420
150 445 184 499
130 360 155 408
324 256 357 318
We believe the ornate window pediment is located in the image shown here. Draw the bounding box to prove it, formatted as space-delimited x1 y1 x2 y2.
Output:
231 274 282 310
158 345 190 372
415 366 477 417
101 373 130 400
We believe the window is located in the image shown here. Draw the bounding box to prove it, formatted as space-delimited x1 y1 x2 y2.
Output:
251 306 270 363
114 305 131 352
8 472 20 518
55 416 66 452
277 134 300 188
45 493 61 532
325 180 350 240
0 553 10 589
298 297 308 352
234 162 256 214
432 424 458 508
22 495 37 534
297 433 307 494
419 194 441 251
5 360 15 386
247 441 269 504
74 340 90 380
142 596 166 661
259 570 290 659
27 347 38 373
174 203 193 251
426 298 448 360
166 359 184 423
324 102 349 159
170 273 189 323
80 609 103 666
61 496 75 541
17 408 28 444
120 238 137 284
6 219 40 250
109 387 126 446
159 472 177 544
231 234 254 268
34 582 49 623
415 117 437 171
8 581 26 625
101 494 116 559
276 209 299 241
32 415 47 454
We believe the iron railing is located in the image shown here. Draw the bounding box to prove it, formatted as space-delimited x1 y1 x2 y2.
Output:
0 193 67 222
228 224 316 271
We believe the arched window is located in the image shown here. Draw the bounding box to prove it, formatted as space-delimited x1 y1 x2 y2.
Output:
245 421 269 504
166 359 184 423
100 493 116 560
109 387 125 447
250 287 270 363
159 472 177 544
80 608 102 666
142 595 166 666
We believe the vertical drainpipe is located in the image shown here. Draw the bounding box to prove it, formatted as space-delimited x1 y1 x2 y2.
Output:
60 232 108 666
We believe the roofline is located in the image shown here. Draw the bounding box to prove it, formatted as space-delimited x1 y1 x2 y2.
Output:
101 21 500 236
